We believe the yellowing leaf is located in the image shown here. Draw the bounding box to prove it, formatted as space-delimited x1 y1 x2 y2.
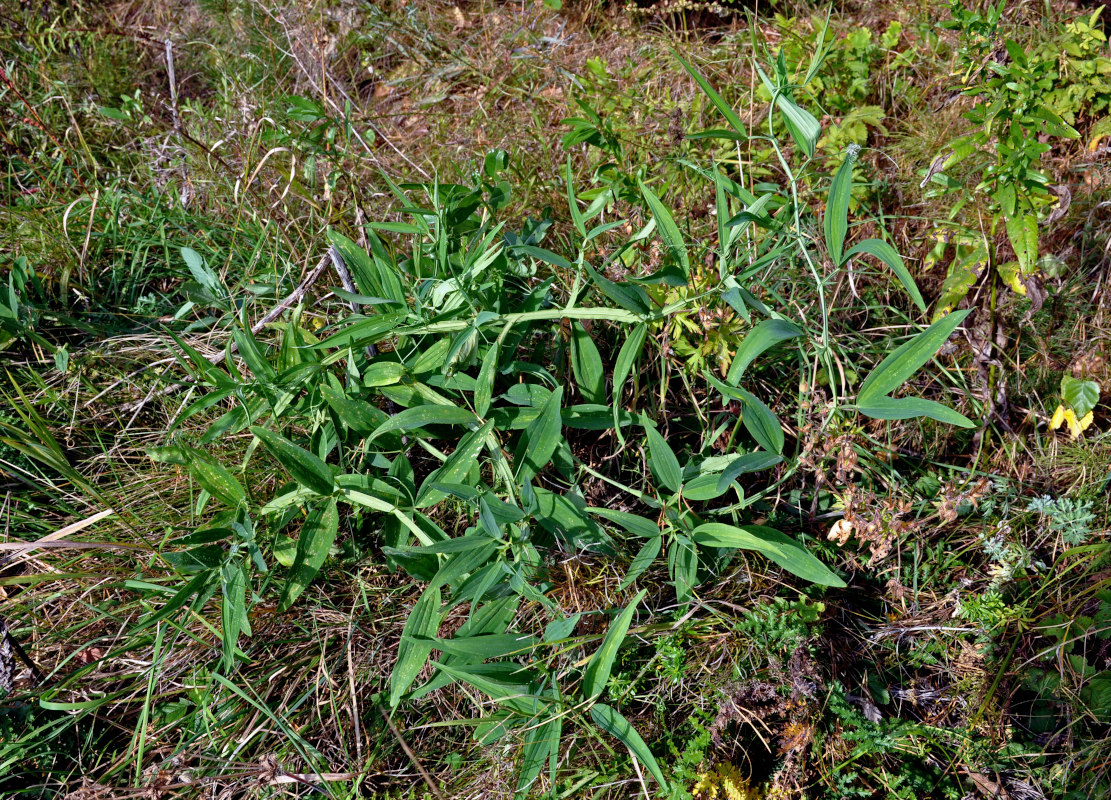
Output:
1050 405 1066 430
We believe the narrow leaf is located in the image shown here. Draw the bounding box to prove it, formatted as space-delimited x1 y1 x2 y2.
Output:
645 425 683 493
570 323 605 403
857 309 971 403
844 239 926 314
590 704 668 788
725 319 802 384
582 589 646 699
278 498 339 610
825 152 855 266
638 180 690 276
692 522 844 587
251 426 334 496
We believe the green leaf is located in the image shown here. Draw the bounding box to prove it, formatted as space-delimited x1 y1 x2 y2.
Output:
188 458 246 508
844 239 926 314
182 247 220 296
414 633 536 660
583 262 652 315
515 387 563 484
582 589 646 699
1062 376 1100 418
776 93 821 158
251 426 334 497
703 372 784 454
367 404 478 443
516 715 562 799
638 180 690 276
1005 211 1038 274
856 396 975 427
857 309 971 404
278 498 339 611
619 535 661 591
570 323 605 404
716 451 783 493
390 585 443 707
825 152 855 266
672 50 747 138
475 342 500 418
692 523 844 587
681 473 730 501
565 159 587 238
590 704 668 788
645 425 683 494
725 319 802 384
590 508 662 538
669 534 698 604
418 420 495 508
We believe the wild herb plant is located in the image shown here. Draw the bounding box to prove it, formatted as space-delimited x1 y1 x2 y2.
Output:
139 37 989 794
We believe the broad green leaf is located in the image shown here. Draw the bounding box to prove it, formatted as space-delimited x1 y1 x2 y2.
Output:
367 404 478 443
638 180 690 276
515 387 564 483
590 508 662 538
825 152 855 266
327 230 406 304
583 262 652 315
188 458 246 508
390 585 443 707
1005 211 1038 274
1062 376 1100 418
582 588 646 699
570 323 605 403
672 50 747 138
412 633 536 660
182 247 220 296
251 426 334 496
613 323 647 436
725 319 802 384
590 704 668 788
321 385 391 436
739 389 784 454
619 535 662 591
278 498 339 611
430 661 541 715
857 309 971 403
844 239 926 314
682 473 730 501
692 522 844 587
362 362 405 387
220 559 248 670
856 396 975 427
313 313 406 351
645 425 682 493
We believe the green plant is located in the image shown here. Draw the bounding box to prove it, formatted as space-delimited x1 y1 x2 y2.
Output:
924 2 1108 317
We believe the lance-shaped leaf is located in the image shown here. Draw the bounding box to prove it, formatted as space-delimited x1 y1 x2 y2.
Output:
570 323 605 404
590 704 668 789
251 426 333 497
857 309 971 404
582 589 646 699
824 150 856 266
725 318 803 384
645 425 682 494
692 522 845 587
638 180 690 276
278 498 339 610
844 239 926 314
390 585 444 707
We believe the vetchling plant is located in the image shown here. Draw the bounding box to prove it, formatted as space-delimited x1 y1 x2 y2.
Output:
147 42 979 796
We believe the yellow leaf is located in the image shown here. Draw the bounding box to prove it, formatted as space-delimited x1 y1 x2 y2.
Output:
1050 405 1066 430
1064 408 1082 439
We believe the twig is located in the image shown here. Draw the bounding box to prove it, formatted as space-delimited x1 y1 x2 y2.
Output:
380 707 446 800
